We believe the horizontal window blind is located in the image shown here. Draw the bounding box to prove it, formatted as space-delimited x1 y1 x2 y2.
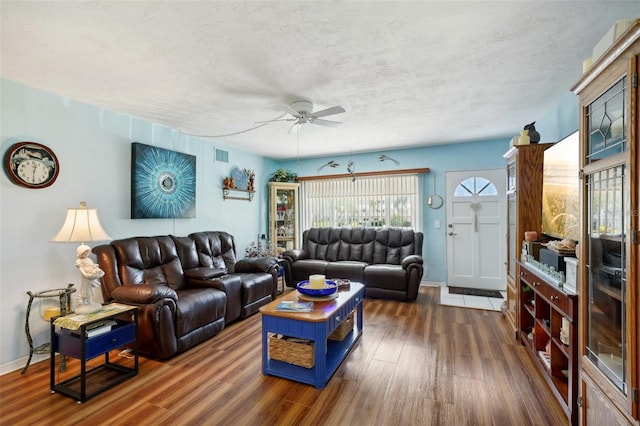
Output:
300 174 420 231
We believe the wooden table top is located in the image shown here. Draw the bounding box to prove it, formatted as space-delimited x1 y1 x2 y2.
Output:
260 282 364 322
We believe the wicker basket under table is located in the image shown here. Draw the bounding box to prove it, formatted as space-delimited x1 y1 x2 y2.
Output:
269 336 315 368
328 310 355 341
268 310 355 368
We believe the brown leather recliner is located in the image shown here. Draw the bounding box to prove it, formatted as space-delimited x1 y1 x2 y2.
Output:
94 232 278 359
281 227 424 301
187 231 278 323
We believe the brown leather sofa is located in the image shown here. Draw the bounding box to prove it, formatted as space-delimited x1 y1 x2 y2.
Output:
281 227 424 301
94 231 278 359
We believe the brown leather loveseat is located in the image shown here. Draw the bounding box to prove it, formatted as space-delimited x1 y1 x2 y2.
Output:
94 231 278 359
281 227 424 301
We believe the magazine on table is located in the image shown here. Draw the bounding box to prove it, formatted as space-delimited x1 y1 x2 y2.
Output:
276 301 314 312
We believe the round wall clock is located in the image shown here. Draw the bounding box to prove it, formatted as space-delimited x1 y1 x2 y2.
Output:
3 142 60 188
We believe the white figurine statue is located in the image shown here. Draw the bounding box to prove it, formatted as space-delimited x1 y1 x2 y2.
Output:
75 244 105 313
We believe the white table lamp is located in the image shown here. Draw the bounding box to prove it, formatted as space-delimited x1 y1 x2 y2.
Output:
50 201 112 314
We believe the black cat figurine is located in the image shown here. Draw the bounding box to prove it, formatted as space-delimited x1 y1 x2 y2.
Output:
524 121 540 143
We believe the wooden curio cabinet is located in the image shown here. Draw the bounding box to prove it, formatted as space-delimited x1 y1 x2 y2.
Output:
503 143 550 338
571 20 639 425
268 182 300 255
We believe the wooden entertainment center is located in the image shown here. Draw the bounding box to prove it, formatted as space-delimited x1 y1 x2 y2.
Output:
505 141 579 424
505 20 640 425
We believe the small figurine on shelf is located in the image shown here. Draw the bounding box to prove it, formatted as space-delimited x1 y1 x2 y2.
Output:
524 121 540 143
244 168 256 191
223 177 231 189
518 129 530 145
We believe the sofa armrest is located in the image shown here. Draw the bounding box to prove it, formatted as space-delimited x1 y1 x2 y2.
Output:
401 255 424 269
111 284 178 304
281 249 310 263
236 256 278 273
184 267 228 280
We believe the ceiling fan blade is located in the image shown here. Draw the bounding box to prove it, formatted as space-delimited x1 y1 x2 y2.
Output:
311 118 342 127
288 122 300 134
310 106 345 119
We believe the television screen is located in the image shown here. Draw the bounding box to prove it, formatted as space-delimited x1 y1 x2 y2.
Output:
541 131 580 241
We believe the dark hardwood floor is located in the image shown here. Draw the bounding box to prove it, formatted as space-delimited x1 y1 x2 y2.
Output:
0 286 566 425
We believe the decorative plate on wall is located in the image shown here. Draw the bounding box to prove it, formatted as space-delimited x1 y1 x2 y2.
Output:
131 142 196 218
231 167 248 190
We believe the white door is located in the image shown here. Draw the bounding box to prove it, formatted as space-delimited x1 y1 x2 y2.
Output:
445 169 506 290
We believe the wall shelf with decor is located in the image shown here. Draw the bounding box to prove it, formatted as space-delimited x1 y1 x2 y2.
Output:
222 188 255 201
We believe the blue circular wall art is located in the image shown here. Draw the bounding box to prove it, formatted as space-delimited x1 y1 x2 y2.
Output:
131 142 196 218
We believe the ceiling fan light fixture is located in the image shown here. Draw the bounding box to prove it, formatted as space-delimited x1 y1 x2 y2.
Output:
289 101 314 115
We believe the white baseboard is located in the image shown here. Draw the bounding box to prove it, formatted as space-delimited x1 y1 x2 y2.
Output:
0 353 48 376
420 280 445 287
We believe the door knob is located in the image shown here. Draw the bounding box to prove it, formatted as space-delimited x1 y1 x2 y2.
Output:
448 232 457 236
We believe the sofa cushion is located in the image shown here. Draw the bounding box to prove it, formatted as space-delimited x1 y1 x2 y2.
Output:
364 264 407 291
326 261 367 282
174 288 226 337
189 231 237 273
112 236 188 291
238 273 274 306
291 259 330 282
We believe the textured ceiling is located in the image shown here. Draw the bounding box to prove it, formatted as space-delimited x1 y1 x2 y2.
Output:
1 1 638 159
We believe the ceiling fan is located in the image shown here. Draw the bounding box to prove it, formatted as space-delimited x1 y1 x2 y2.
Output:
257 101 346 134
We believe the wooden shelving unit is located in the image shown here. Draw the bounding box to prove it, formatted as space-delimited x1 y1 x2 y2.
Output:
518 261 578 425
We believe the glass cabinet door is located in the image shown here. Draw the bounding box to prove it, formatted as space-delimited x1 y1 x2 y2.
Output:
269 182 300 255
585 166 627 393
275 187 296 250
583 76 629 395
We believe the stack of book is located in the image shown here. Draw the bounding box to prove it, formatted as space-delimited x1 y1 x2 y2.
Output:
71 319 117 338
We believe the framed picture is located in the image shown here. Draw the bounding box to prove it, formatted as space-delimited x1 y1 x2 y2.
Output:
131 142 196 219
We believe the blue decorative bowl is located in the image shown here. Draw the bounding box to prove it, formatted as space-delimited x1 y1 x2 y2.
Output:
297 280 338 297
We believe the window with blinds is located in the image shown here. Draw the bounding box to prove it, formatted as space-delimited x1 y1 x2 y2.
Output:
300 174 420 231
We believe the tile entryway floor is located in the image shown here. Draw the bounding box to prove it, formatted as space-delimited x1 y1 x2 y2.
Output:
439 286 506 312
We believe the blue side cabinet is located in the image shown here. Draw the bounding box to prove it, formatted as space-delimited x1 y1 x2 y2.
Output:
50 306 138 403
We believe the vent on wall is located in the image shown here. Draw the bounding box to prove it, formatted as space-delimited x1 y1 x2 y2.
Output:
216 149 229 163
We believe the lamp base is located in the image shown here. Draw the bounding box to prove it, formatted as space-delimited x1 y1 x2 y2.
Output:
75 302 103 314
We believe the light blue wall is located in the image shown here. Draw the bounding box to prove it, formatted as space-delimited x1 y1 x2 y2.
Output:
535 91 580 142
0 79 273 371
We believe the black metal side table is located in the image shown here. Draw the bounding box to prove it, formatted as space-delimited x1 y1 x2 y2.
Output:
22 284 75 374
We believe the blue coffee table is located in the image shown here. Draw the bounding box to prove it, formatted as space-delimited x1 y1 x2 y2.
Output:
259 282 364 389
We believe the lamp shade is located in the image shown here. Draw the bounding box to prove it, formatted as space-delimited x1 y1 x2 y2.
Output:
50 201 112 243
